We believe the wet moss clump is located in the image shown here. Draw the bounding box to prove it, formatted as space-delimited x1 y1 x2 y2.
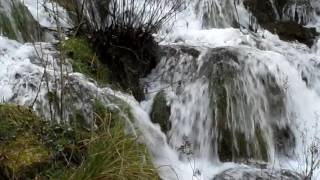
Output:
63 37 111 86
0 104 51 179
0 13 17 40
11 1 41 42
150 91 171 134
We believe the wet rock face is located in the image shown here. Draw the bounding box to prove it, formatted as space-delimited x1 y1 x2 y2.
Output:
273 126 296 156
213 167 304 180
244 0 319 47
150 91 171 134
199 48 270 162
243 0 277 24
0 0 43 42
265 21 319 47
198 47 296 163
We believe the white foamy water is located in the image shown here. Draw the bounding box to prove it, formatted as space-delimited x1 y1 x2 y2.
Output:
0 0 320 179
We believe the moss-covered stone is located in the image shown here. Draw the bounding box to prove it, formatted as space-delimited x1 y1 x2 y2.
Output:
63 37 111 86
0 13 17 40
11 1 42 42
201 49 270 162
150 91 171 134
0 104 51 179
243 0 319 47
218 128 268 163
0 133 51 178
0 104 41 142
0 0 42 42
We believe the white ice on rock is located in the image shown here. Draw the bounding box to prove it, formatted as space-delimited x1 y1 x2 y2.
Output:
0 0 320 180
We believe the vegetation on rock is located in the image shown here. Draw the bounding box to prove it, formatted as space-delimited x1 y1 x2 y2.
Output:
0 0 42 42
0 102 158 179
63 36 111 86
54 0 184 101
150 91 171 134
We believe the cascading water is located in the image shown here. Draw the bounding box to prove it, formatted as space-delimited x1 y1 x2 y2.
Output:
0 0 320 179
143 0 320 179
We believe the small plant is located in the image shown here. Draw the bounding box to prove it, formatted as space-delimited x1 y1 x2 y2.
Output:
178 136 201 179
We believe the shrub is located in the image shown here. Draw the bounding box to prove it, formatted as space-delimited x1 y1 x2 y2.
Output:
56 0 184 100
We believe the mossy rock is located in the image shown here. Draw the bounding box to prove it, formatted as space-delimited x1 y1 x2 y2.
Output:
243 0 318 47
0 13 17 40
0 104 41 142
11 1 42 42
150 91 171 134
0 105 51 179
265 21 319 47
218 128 268 162
63 37 111 86
0 0 42 42
0 133 51 179
200 49 270 162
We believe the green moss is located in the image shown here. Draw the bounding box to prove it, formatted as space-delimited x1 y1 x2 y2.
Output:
0 104 41 141
150 91 171 134
0 133 51 173
0 13 17 40
63 37 111 85
254 127 268 161
0 105 51 179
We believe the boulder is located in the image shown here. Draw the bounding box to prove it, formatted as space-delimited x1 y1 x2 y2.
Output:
265 21 319 47
244 0 319 47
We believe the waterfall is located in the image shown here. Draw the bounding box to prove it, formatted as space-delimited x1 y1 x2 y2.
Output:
0 0 319 179
143 0 320 179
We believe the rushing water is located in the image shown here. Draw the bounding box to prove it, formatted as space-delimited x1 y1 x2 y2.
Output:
0 0 320 179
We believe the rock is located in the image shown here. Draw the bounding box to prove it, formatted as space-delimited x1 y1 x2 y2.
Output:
196 47 297 163
244 0 319 47
243 0 277 24
213 167 304 180
0 0 43 42
150 91 171 134
265 21 319 47
200 48 269 162
273 126 296 156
